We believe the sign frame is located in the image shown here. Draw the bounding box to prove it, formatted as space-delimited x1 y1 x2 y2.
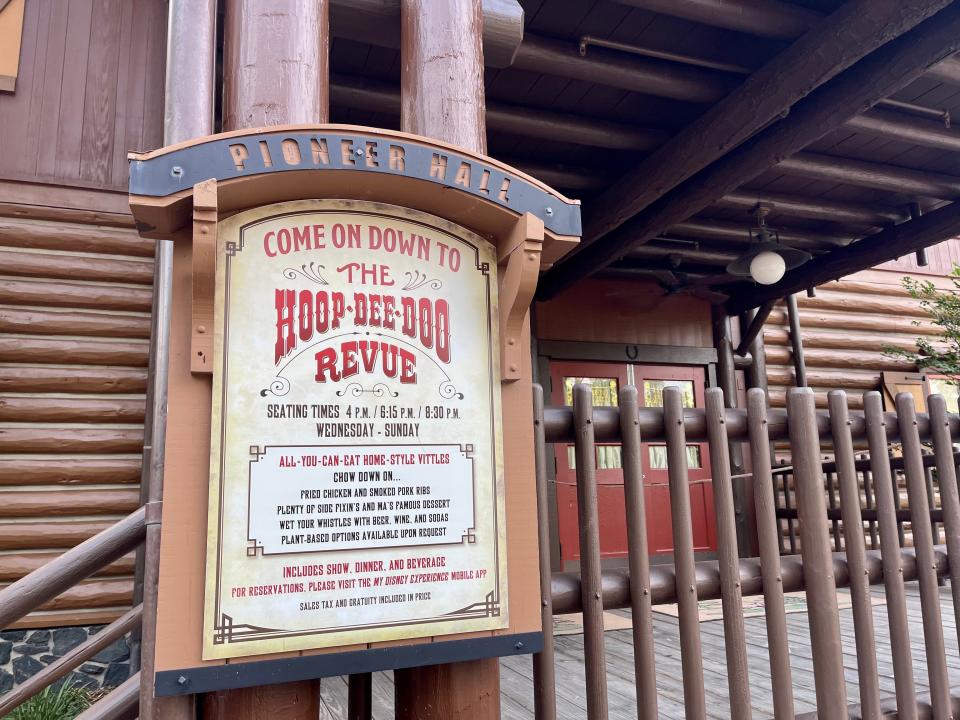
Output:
127 125 580 696
204 199 509 659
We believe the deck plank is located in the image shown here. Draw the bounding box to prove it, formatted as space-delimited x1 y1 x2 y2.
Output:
317 582 959 718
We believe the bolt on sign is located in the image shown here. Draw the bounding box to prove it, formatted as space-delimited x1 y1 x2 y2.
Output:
204 201 506 657
127 126 580 693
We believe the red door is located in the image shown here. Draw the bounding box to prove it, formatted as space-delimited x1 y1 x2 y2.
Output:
551 361 716 566
632 365 716 555
550 362 629 567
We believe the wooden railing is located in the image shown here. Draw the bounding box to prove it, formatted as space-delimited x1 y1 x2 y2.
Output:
3 384 959 719
0 509 146 717
772 451 952 554
534 385 960 720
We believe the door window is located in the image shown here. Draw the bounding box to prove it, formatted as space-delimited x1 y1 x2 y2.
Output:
563 376 619 407
647 444 702 469
642 379 695 408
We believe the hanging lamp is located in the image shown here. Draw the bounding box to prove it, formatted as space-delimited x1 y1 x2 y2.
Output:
726 204 811 285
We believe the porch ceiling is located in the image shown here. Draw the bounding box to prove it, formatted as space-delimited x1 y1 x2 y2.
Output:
327 0 960 312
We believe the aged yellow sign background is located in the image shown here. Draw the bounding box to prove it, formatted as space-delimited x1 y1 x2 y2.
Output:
202 200 507 659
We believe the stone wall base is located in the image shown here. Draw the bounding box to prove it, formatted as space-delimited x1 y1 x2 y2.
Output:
0 626 132 695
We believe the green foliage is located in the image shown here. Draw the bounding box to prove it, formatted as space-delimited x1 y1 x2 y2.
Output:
884 267 960 385
6 683 94 720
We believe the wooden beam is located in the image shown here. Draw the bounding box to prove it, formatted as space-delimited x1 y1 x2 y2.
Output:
611 0 818 39
735 300 775 357
330 73 668 151
778 153 960 200
718 189 905 228
164 0 216 144
583 0 954 245
538 3 960 300
726 199 960 313
398 0 500 716
330 74 960 201
846 108 960 152
512 33 736 104
784 294 808 388
671 218 849 251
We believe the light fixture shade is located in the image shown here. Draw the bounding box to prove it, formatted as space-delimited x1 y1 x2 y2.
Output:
726 241 811 282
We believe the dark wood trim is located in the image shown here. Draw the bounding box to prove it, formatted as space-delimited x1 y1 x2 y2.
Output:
735 300 775 356
538 3 960 299
156 632 543 696
537 339 717 366
785 294 808 388
727 199 960 312
581 0 952 245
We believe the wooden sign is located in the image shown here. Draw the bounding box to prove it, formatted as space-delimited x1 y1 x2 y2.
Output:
203 200 507 659
128 126 580 694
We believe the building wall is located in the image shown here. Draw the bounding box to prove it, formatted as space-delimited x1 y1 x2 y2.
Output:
762 241 960 411
0 0 166 631
0 0 166 190
535 277 713 348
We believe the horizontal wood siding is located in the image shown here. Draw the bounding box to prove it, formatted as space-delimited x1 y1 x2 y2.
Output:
0 0 166 191
535 277 713 347
763 267 943 409
877 237 960 276
0 197 150 627
0 0 163 626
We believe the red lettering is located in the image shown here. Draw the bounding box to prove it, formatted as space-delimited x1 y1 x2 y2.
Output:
314 348 340 382
435 299 450 363
297 290 313 341
275 289 295 363
264 231 277 257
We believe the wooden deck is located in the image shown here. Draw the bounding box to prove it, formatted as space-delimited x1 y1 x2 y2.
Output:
319 582 960 719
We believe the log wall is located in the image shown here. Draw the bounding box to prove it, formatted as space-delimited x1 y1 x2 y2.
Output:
762 241 960 410
0 0 165 629
0 193 151 628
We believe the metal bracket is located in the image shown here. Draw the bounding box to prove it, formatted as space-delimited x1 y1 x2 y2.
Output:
499 213 544 382
145 500 163 526
191 179 218 375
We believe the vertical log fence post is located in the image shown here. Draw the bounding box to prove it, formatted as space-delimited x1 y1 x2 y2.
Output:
532 385 557 720
746 388 794 719
571 384 609 720
704 388 752 719
895 393 951 720
786 388 847 719
863 392 917 720
827 391 880 718
618 386 658 720
664 386 706 720
928 394 960 645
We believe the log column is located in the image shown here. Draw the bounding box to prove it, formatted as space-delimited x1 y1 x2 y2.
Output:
223 0 330 129
205 2 329 718
400 0 486 153
395 2 498 718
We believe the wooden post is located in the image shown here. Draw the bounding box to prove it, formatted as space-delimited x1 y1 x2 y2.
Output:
204 2 330 717
138 3 217 719
396 1 499 717
785 294 807 387
712 305 757 557
400 0 486 153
